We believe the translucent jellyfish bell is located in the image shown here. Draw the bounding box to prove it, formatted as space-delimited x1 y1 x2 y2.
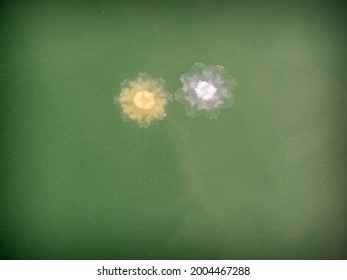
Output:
176 63 237 119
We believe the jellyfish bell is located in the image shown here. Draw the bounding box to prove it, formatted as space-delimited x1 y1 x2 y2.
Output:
133 90 155 110
194 80 217 100
176 63 237 119
117 73 172 128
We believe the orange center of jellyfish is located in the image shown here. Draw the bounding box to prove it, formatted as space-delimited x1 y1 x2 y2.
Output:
133 90 155 110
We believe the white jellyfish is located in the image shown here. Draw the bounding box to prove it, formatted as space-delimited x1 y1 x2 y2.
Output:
176 63 237 119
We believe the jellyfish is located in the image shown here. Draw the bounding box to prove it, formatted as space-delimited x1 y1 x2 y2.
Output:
176 63 237 119
117 73 171 128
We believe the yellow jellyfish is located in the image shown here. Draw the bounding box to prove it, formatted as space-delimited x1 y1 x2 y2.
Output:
117 73 171 128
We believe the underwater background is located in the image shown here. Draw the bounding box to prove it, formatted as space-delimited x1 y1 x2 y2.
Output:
0 0 346 259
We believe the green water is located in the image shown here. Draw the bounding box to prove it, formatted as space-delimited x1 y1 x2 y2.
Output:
1 0 346 259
